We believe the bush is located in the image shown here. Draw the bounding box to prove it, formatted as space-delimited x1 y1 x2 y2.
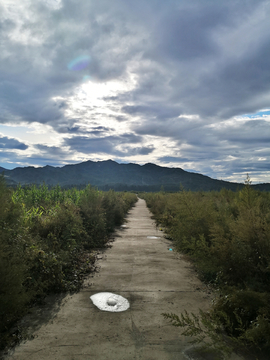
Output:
1 180 137 351
213 289 270 341
102 190 125 232
0 177 31 337
142 179 270 353
79 185 107 248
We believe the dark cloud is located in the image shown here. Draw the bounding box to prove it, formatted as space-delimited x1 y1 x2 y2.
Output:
57 125 112 134
111 115 128 122
122 104 180 120
128 146 155 156
63 133 154 157
64 133 143 156
177 41 270 119
214 120 270 145
0 150 19 159
151 4 227 61
132 117 206 144
0 136 28 150
57 126 81 134
35 144 67 156
122 105 155 116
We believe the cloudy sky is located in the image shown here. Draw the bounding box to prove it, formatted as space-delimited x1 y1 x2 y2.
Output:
0 0 270 183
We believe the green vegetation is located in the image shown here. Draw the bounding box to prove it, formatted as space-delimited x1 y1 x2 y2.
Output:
141 176 270 357
0 178 137 351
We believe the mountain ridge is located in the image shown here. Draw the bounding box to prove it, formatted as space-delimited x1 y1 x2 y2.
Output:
0 160 269 191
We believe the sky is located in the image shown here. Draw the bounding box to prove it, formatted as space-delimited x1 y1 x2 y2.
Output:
0 0 270 184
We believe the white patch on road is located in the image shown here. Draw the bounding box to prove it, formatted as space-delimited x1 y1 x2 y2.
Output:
147 236 160 239
90 292 130 312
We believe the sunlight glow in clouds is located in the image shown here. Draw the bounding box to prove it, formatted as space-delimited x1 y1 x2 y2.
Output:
64 74 138 133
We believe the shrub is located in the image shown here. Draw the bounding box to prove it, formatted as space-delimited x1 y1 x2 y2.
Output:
0 178 31 337
1 180 137 351
213 289 270 340
143 179 270 353
102 190 125 232
79 185 107 248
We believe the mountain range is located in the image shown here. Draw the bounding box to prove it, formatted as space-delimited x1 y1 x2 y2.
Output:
0 160 269 192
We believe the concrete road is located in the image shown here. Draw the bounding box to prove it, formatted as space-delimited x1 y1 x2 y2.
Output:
5 199 243 360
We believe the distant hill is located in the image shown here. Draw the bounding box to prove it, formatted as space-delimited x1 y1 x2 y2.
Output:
0 160 269 191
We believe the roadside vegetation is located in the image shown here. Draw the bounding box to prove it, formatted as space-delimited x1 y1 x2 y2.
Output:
141 176 270 358
0 177 137 351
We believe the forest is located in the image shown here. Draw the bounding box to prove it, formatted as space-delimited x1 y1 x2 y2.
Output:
0 177 137 351
141 177 270 355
